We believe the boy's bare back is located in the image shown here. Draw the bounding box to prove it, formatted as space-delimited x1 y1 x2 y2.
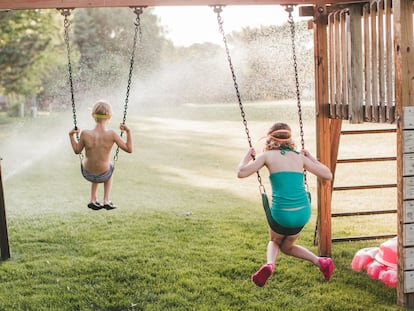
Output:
80 127 119 174
69 100 133 175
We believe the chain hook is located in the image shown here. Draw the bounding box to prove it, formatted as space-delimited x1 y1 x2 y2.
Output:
212 5 224 14
284 5 294 16
59 8 73 18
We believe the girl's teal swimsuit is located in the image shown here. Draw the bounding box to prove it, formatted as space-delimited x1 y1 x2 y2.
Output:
268 149 311 235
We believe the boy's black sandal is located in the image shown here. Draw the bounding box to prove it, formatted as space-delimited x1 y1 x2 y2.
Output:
88 202 103 210
103 202 117 210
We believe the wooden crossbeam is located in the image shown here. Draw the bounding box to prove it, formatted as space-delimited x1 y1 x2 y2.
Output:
336 156 396 163
332 209 396 217
332 234 396 242
0 0 368 10
333 183 397 191
341 128 396 135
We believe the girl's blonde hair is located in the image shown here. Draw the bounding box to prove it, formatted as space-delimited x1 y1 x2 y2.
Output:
264 122 296 151
92 100 112 119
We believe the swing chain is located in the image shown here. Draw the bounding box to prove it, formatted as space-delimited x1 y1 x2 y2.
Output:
60 9 77 132
213 6 265 194
60 8 84 161
286 6 304 151
286 5 308 187
114 6 144 162
123 6 144 126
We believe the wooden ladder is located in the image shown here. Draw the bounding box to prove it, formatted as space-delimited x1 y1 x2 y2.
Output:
330 128 397 242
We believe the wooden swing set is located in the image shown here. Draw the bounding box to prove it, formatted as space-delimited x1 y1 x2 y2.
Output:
1 0 414 307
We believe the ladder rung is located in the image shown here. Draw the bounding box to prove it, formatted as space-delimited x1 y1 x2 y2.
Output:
341 128 396 135
332 209 397 217
337 156 396 163
332 234 396 243
333 184 397 191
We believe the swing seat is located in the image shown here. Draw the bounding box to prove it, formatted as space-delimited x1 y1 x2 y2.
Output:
261 193 302 235
262 193 278 232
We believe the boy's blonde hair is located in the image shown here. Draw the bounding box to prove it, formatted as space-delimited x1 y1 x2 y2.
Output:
92 100 112 119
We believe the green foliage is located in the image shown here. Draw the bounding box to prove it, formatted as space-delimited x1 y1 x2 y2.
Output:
0 10 56 96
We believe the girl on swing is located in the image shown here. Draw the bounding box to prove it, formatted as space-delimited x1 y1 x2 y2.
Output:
237 122 333 287
69 100 133 210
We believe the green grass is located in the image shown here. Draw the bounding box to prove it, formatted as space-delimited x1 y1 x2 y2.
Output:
0 101 401 310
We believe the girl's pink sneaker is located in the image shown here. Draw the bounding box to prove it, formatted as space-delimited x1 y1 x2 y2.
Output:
252 263 274 287
318 257 334 281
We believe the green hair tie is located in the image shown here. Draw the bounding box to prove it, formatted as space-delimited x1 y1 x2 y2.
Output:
94 114 109 119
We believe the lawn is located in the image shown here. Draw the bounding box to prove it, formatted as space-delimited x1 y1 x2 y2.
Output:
0 100 401 310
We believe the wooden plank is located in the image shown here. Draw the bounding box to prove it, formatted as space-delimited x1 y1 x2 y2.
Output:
328 12 335 118
340 9 348 119
404 201 414 223
404 224 414 246
405 271 414 293
334 11 341 118
348 4 363 123
333 183 396 191
404 177 414 200
385 0 394 122
337 156 396 163
341 128 395 134
363 4 371 121
404 154 414 176
404 131 414 153
404 248 414 270
403 107 414 129
370 1 379 122
332 234 396 242
332 209 396 217
329 118 342 176
378 0 385 122
0 0 371 10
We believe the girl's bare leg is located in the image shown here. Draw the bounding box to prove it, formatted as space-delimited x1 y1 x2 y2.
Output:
279 234 319 265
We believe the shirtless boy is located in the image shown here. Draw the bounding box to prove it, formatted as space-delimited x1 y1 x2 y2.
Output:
69 100 133 210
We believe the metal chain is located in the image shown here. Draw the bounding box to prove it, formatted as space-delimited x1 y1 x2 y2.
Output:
60 9 77 132
213 6 265 194
286 5 308 187
60 8 84 160
113 7 144 162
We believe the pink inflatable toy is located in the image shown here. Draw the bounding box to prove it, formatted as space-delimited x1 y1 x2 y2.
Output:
375 237 397 270
380 269 398 288
367 261 387 280
352 237 398 288
351 247 379 272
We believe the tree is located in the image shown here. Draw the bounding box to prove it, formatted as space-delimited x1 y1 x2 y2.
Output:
0 10 55 96
70 8 169 95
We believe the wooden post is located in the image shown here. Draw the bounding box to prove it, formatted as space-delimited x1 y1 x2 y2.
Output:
394 0 414 306
0 159 10 260
313 5 333 257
